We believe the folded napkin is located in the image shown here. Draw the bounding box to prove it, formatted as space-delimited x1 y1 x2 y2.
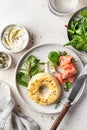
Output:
0 80 40 130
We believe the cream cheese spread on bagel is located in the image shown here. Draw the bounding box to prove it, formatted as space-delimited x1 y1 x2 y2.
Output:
27 73 62 106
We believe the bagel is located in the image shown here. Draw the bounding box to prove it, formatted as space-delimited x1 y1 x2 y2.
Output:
27 73 62 106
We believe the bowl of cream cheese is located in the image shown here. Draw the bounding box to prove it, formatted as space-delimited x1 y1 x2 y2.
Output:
1 24 29 53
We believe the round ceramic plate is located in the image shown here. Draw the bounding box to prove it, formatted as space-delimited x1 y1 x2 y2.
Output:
15 44 85 114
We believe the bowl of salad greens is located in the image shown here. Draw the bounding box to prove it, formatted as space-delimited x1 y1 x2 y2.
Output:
65 7 87 54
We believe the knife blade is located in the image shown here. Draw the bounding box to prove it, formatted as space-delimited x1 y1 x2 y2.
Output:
68 74 87 103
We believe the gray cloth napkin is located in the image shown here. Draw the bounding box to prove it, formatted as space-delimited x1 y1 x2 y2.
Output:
0 81 40 130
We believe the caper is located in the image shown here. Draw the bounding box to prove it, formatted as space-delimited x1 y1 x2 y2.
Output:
5 63 8 68
0 52 9 69
0 63 3 68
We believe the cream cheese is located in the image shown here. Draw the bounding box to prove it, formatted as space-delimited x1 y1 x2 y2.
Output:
2 25 29 52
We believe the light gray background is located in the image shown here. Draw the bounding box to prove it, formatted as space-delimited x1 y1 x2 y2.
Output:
0 0 87 130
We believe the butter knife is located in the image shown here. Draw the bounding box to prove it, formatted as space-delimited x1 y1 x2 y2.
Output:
50 65 87 130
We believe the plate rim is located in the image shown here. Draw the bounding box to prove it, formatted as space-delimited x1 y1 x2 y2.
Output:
14 43 85 114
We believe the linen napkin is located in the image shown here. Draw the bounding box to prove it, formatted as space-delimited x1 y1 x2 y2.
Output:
0 80 40 130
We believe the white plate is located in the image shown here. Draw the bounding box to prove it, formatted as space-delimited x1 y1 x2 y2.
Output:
15 43 85 114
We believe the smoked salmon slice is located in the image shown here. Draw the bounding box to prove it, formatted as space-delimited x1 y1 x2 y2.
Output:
54 73 64 84
68 76 75 83
60 55 74 67
54 55 77 85
62 63 77 79
54 72 75 84
54 73 67 84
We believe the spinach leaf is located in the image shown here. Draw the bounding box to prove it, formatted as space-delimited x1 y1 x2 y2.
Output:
58 51 67 56
48 51 67 67
48 51 59 67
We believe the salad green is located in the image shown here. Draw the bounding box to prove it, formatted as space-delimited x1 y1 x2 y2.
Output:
17 51 67 87
16 72 29 87
65 9 87 52
17 55 42 87
48 51 67 67
17 51 75 91
65 82 72 91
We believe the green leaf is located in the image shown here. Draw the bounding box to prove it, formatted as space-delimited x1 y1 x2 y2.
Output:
54 100 61 109
26 55 40 68
16 72 29 87
57 51 67 57
65 82 72 91
17 55 42 87
70 21 76 31
57 51 62 57
76 42 85 50
64 14 87 53
68 29 75 34
76 26 83 35
48 51 59 67
48 51 67 67
81 44 87 52
80 10 87 18
64 40 77 48
30 65 40 78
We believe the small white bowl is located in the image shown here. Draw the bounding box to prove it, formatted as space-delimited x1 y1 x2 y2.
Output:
1 24 30 53
48 0 78 16
0 51 12 70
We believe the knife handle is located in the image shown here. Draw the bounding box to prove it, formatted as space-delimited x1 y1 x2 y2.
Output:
50 101 71 130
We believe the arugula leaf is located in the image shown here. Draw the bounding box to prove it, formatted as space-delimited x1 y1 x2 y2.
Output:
81 44 87 52
70 21 76 31
80 10 87 18
76 42 85 50
65 13 87 52
68 29 75 34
